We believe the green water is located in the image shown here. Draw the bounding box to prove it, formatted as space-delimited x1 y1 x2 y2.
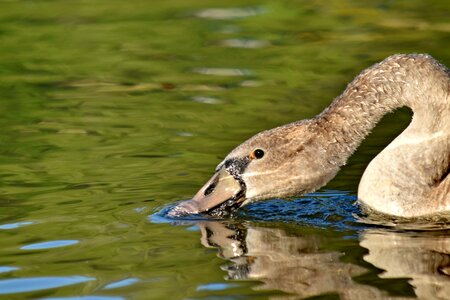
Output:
0 0 449 299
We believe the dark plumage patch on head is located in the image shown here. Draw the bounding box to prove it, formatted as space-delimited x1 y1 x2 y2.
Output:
224 157 250 177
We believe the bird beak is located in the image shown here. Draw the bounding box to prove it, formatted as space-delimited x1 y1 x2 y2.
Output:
168 167 245 217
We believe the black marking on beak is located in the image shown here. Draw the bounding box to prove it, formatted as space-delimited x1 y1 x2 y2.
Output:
207 157 251 217
169 156 253 218
204 178 218 196
224 157 250 177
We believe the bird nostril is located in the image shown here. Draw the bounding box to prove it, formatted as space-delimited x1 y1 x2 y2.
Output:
204 181 217 196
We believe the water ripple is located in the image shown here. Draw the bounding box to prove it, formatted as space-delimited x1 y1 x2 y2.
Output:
103 278 140 290
191 96 223 104
0 276 94 295
220 38 270 48
41 297 125 300
21 240 79 250
195 7 266 20
197 282 239 291
192 68 252 76
240 191 362 230
151 190 366 231
0 221 34 230
0 266 19 273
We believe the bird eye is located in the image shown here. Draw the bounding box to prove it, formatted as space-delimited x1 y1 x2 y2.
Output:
250 149 265 160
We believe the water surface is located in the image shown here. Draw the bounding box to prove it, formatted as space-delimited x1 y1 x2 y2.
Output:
0 0 449 299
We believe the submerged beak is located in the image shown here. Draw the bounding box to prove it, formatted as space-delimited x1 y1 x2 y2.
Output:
168 167 245 217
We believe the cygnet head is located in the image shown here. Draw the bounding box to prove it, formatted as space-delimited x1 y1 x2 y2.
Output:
169 120 338 217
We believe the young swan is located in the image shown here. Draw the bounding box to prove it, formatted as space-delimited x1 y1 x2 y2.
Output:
169 54 450 219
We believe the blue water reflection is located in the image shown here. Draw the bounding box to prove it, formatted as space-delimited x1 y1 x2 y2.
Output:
0 266 19 273
0 221 34 230
21 240 79 250
0 276 94 294
197 282 239 291
103 278 140 290
41 297 125 300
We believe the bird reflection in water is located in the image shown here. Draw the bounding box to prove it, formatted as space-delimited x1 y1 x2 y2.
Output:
196 221 450 299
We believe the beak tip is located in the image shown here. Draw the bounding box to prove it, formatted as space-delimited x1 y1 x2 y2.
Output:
168 167 244 217
167 200 199 217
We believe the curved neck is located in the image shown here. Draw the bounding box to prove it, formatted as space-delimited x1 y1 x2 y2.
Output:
314 54 449 168
312 54 449 217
